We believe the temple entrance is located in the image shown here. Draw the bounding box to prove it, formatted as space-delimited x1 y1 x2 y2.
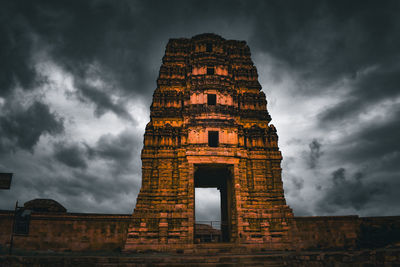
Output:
194 164 233 243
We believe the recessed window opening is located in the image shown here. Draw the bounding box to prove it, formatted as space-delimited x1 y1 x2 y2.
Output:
207 94 216 105
207 67 214 75
206 43 213 52
208 131 219 147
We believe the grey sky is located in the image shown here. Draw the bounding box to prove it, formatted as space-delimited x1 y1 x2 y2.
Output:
1 0 399 219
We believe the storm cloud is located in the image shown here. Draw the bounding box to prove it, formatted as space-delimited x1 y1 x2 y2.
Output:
54 142 88 169
316 168 387 213
0 101 64 152
306 139 323 169
0 0 399 217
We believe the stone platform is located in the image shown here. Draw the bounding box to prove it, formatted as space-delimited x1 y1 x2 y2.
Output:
1 248 400 266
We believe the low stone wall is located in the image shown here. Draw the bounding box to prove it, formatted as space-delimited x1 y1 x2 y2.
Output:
358 216 400 248
293 215 400 250
294 216 360 250
1 210 400 253
0 211 131 252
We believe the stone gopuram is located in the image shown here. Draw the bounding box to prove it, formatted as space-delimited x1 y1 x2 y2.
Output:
124 33 295 251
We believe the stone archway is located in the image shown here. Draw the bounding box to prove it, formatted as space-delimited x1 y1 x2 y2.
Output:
194 164 234 243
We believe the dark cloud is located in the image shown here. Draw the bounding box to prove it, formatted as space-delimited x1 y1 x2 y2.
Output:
307 139 323 169
0 167 137 213
0 1 38 97
2 0 400 115
319 62 400 123
52 171 134 205
0 128 142 213
0 101 64 152
327 104 400 171
0 0 254 116
291 176 304 191
250 0 400 90
54 142 87 169
88 130 139 163
0 0 152 118
75 79 133 121
317 168 387 214
0 0 399 217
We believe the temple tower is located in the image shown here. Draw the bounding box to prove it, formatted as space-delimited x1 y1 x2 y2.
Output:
124 33 295 251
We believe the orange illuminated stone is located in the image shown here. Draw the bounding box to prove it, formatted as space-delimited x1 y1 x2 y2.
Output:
124 33 296 252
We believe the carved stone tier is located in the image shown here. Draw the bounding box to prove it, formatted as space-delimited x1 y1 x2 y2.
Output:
124 33 296 252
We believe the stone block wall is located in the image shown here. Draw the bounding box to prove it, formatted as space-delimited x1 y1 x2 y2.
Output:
1 209 399 252
294 215 400 250
0 210 131 252
358 216 400 248
294 216 360 250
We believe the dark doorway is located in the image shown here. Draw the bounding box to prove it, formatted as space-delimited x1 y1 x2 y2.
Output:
194 164 233 243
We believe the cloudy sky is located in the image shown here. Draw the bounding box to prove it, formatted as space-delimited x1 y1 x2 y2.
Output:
1 0 399 220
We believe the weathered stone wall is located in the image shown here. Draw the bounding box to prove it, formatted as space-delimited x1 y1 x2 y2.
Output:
293 216 400 250
0 210 131 252
294 216 360 250
1 210 399 252
358 216 400 248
